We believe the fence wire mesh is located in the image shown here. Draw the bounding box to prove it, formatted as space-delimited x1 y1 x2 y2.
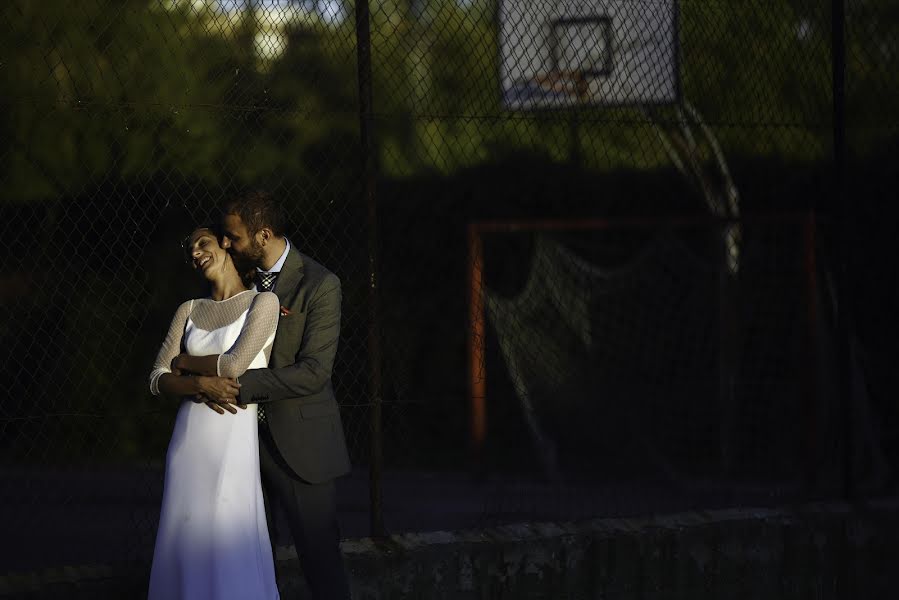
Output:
1 0 897 578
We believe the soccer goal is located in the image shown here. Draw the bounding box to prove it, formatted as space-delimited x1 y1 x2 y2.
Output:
467 214 821 483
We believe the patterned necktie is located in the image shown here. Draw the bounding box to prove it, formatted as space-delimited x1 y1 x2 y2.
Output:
257 271 278 292
255 271 278 425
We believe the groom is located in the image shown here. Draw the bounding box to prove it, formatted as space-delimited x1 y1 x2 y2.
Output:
217 190 352 599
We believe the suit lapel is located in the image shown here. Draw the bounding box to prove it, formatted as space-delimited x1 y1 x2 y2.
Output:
275 245 304 308
270 246 304 366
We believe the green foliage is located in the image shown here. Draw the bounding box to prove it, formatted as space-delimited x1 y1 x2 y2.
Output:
2 0 234 202
2 0 895 463
3 0 892 202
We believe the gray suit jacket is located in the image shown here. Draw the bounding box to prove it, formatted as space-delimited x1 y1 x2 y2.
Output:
239 246 351 484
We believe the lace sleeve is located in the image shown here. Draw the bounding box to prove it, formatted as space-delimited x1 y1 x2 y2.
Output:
216 292 279 378
149 300 193 395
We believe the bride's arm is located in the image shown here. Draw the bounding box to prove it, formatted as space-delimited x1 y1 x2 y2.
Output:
149 301 241 401
149 301 193 395
173 292 279 379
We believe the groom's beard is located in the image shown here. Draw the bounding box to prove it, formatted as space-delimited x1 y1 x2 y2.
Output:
230 248 262 286
233 238 266 269
248 238 266 267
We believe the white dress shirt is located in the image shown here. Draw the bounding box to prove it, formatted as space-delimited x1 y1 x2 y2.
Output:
255 239 291 292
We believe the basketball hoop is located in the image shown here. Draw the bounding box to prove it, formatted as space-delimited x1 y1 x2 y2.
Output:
500 0 679 110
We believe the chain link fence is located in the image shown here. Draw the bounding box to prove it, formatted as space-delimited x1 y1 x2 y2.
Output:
1 0 897 579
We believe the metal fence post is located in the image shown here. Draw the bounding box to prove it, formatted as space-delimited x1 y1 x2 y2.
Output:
830 0 853 502
803 212 820 495
354 0 385 538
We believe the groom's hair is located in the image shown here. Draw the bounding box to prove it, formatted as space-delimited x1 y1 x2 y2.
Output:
221 190 287 238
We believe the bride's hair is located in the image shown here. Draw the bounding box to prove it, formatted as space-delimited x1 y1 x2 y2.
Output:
181 224 256 289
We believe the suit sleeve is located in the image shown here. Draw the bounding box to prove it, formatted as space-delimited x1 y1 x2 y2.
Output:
148 300 192 395
238 273 341 405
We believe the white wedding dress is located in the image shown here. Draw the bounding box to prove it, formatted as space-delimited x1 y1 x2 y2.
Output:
147 290 280 600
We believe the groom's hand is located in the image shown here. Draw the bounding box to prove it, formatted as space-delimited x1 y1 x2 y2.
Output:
194 376 243 414
193 394 234 415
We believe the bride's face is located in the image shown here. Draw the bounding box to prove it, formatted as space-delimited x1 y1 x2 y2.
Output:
187 228 233 280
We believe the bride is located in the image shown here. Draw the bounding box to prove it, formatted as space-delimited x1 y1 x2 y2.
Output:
147 225 280 599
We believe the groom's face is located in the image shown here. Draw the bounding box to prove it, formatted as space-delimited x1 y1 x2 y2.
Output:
222 213 265 267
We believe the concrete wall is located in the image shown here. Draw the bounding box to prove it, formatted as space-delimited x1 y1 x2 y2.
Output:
3 502 896 599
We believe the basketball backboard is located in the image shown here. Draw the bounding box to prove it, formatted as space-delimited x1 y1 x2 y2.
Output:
500 0 679 109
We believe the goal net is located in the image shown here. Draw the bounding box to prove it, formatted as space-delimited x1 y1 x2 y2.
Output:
475 218 817 484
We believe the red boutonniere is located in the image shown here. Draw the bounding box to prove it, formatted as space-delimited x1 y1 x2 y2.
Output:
279 306 292 317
